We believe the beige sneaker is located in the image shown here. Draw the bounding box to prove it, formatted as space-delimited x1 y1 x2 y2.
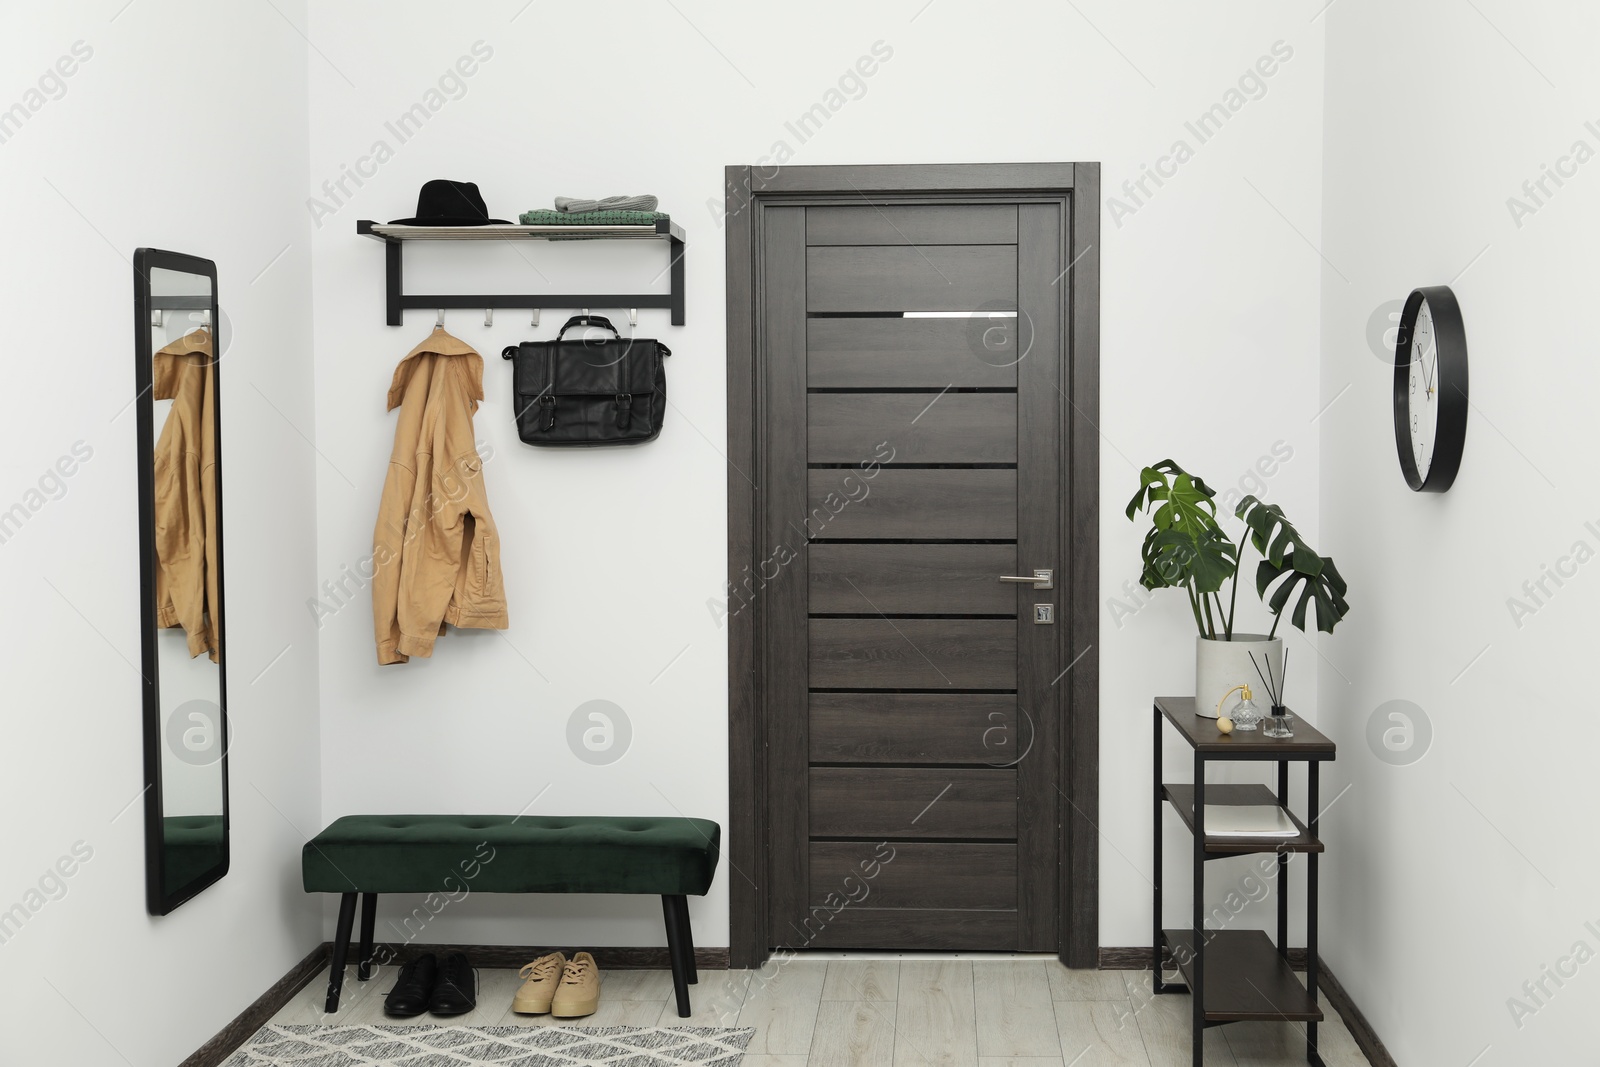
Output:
511 952 565 1014
551 951 600 1017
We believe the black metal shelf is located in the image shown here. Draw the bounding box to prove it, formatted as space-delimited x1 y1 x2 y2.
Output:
1154 697 1334 1066
355 219 685 327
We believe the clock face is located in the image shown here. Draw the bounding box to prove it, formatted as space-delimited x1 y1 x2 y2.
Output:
1407 298 1440 481
1392 286 1469 493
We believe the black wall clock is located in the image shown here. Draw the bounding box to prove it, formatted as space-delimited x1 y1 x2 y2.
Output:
1393 285 1468 492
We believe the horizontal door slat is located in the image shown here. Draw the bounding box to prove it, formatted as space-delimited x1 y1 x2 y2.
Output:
810 767 1017 838
810 842 1017 909
806 205 1018 246
810 619 1016 689
808 317 1020 389
807 246 1017 313
807 469 1016 540
809 544 1017 615
808 393 1016 464
810 692 1020 764
790 907 1019 951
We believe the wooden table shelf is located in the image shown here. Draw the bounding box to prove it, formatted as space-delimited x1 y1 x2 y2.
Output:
1163 783 1324 858
1163 929 1324 1023
1156 696 1336 757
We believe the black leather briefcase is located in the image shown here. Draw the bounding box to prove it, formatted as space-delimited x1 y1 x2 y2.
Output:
502 315 671 447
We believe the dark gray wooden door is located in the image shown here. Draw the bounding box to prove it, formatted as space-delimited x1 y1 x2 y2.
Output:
761 201 1064 950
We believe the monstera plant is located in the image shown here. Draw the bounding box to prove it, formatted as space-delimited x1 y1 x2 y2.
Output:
1124 462 1239 639
1126 459 1350 717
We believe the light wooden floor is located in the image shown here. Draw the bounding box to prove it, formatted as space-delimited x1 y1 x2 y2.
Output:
270 957 1373 1066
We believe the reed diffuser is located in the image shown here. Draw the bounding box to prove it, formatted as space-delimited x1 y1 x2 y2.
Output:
1250 650 1294 738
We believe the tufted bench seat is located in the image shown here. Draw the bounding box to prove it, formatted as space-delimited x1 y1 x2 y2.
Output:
302 814 721 1016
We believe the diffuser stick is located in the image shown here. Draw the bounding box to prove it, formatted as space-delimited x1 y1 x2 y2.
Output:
1250 652 1279 706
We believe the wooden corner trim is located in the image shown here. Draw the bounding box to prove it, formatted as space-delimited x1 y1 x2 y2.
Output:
178 942 327 1067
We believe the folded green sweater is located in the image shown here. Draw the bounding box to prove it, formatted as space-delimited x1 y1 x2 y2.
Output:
519 209 668 226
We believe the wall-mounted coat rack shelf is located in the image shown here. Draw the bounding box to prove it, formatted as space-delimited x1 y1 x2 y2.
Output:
147 294 213 329
356 219 686 327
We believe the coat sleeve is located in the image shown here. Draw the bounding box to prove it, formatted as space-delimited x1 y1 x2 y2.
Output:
155 445 210 658
391 420 475 660
372 457 418 665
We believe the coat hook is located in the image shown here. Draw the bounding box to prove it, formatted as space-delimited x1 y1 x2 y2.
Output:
151 309 164 329
435 308 446 328
628 308 638 328
531 308 540 328
484 308 494 328
582 308 589 318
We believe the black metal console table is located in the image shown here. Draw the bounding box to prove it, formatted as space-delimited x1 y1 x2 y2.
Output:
1152 696 1336 1066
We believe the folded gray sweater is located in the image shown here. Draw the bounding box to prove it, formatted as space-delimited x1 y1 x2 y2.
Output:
555 194 659 213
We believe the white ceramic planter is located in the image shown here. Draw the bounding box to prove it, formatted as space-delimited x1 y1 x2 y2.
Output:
1195 634 1284 719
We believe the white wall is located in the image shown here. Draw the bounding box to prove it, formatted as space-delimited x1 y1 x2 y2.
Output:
305 0 1325 953
0 4 322 1065
1318 1 1600 1062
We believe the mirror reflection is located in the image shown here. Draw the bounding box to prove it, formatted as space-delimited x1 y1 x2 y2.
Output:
137 253 228 913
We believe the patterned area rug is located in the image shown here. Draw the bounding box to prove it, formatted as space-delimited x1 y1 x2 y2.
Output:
221 1023 755 1066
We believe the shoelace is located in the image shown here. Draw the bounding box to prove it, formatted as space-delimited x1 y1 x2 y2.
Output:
439 955 472 993
392 959 431 995
520 955 561 982
561 958 594 986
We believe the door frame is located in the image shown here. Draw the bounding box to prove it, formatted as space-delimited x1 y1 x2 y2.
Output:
724 162 1101 968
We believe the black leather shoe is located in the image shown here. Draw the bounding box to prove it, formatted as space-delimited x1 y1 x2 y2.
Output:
383 953 437 1018
430 951 477 1016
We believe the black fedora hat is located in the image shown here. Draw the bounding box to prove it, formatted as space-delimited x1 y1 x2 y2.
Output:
389 179 508 226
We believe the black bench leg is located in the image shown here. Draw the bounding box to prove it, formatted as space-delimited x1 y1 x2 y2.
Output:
662 894 692 1017
326 892 358 1013
357 893 378 980
673 895 698 984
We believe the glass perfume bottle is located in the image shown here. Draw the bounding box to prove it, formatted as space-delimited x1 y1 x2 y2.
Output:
1263 704 1295 738
1218 684 1263 732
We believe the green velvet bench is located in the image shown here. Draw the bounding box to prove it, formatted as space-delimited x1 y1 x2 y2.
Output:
302 814 720 1017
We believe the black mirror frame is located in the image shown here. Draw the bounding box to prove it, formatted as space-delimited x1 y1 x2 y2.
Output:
134 247 230 916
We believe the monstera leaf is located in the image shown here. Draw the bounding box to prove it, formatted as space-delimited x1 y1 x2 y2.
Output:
1235 494 1350 635
1125 460 1237 595
1142 525 1238 594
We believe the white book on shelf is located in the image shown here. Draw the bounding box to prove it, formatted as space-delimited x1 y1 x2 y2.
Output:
1203 804 1299 837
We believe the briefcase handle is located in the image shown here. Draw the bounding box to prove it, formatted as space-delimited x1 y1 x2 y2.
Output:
556 314 620 341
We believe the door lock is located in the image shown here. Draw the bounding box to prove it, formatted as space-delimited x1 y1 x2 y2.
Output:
998 568 1054 590
1034 603 1055 625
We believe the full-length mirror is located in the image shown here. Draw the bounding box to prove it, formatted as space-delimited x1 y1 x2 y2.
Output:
134 248 228 915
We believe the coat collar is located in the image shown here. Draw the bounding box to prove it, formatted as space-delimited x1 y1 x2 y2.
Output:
387 326 484 411
152 328 213 401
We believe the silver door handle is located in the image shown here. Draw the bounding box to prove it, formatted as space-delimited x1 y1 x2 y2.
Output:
998 569 1054 589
